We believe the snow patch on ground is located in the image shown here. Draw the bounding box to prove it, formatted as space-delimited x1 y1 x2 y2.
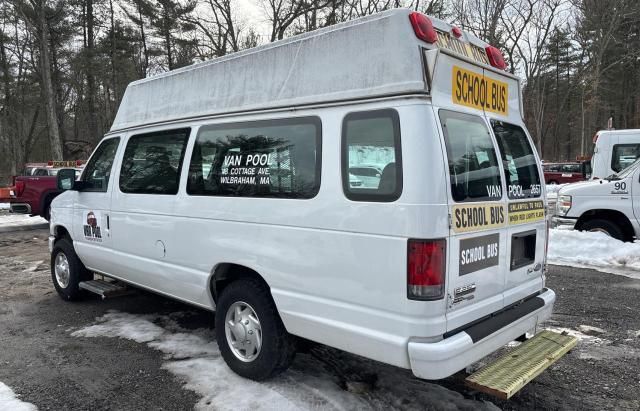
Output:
0 203 9 210
544 326 608 345
0 382 37 411
72 311 497 411
548 229 640 278
0 213 47 228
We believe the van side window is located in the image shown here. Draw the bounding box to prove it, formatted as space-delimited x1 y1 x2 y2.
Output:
439 110 502 202
491 120 542 199
342 109 402 201
81 137 120 192
611 144 640 173
119 128 190 195
187 117 321 198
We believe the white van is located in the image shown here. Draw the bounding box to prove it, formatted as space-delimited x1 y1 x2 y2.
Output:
49 9 559 386
591 129 640 179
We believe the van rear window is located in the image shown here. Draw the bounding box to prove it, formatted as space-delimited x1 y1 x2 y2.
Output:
187 117 321 198
439 110 502 202
491 120 541 199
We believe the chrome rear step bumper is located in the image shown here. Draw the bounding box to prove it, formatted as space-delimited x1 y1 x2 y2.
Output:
408 288 555 380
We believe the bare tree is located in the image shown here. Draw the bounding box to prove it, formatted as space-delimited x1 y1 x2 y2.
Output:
12 0 64 160
262 0 332 41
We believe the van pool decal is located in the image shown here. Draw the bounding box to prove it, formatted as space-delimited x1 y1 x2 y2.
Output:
83 211 103 242
452 65 508 115
508 200 544 225
220 153 271 185
459 233 499 275
452 203 506 233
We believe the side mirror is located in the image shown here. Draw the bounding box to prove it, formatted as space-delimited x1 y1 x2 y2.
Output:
56 168 77 191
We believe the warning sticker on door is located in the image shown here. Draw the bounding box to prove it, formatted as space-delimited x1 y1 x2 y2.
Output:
508 200 545 225
452 203 506 233
459 233 500 275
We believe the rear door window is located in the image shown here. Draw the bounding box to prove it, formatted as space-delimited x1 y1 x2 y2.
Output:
491 120 541 199
439 110 502 202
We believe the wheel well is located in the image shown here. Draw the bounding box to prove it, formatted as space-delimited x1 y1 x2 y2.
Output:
576 209 635 241
41 191 56 215
210 263 269 303
54 225 71 242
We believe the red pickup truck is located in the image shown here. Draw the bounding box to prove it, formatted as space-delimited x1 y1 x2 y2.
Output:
9 164 83 221
542 162 591 185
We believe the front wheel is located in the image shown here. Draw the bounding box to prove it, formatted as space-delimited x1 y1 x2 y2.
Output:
215 279 296 380
51 238 93 300
580 219 625 241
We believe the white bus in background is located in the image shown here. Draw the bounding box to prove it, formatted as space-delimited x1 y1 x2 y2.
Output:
48 9 573 397
591 129 640 179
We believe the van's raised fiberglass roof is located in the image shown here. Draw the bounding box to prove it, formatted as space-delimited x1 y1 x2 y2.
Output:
111 8 491 131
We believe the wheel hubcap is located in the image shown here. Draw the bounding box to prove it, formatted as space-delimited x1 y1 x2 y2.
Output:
224 301 262 362
54 252 70 288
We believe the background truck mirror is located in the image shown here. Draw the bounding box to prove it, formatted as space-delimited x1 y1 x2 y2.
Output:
57 168 76 191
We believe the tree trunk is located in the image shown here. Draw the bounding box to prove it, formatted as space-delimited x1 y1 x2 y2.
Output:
38 1 63 160
86 0 99 140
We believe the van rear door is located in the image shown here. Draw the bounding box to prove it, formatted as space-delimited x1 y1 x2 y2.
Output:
438 109 508 331
490 120 545 307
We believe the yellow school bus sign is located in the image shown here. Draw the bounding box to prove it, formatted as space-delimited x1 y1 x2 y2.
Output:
452 66 508 115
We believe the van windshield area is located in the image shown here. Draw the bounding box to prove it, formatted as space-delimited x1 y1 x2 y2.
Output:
615 157 640 179
440 110 502 202
491 120 541 199
611 144 640 173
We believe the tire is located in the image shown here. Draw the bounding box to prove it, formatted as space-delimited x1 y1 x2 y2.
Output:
44 203 51 221
580 219 625 241
215 278 296 380
51 238 93 301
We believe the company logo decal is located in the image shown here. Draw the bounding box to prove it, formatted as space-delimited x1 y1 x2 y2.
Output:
83 211 103 242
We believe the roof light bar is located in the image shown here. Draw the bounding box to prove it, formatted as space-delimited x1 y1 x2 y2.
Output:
485 46 507 70
409 12 438 44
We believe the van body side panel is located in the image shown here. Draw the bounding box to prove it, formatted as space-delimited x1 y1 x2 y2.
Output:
103 102 450 365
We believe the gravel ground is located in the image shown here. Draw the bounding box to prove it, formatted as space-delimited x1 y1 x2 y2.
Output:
1 226 639 410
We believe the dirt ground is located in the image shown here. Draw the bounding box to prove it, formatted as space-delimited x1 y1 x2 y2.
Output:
1 225 639 410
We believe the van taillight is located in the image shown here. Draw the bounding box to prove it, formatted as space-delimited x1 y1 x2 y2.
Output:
407 239 446 300
15 181 25 197
409 12 438 44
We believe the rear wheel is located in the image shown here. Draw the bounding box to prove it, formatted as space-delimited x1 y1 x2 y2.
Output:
215 278 296 380
51 238 93 300
580 219 625 241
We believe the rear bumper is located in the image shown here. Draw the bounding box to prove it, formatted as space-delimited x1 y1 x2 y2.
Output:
408 288 555 380
551 216 577 229
9 203 32 214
